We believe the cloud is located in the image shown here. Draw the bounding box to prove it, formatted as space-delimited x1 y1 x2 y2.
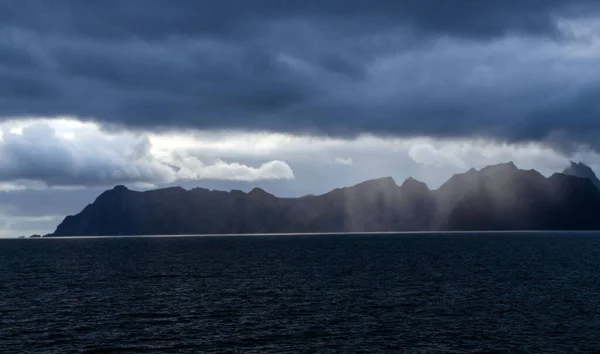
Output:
3 118 598 192
1 0 595 41
2 118 595 194
0 1 599 151
408 143 467 169
171 155 294 182
332 157 353 165
0 120 295 188
150 128 600 193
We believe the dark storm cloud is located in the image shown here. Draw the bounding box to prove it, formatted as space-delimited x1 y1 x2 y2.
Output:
0 0 600 149
0 0 591 40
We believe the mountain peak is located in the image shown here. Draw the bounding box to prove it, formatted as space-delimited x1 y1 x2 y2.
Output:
437 162 517 196
92 185 132 205
563 161 600 190
480 161 518 174
355 176 397 189
566 161 594 173
248 187 273 198
400 177 429 191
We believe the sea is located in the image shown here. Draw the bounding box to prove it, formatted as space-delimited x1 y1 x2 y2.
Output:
2 232 600 353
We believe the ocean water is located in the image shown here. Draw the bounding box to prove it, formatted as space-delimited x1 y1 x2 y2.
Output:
2 233 600 353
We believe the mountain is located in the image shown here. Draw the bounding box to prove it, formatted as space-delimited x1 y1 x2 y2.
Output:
50 162 600 236
444 163 600 230
562 161 600 190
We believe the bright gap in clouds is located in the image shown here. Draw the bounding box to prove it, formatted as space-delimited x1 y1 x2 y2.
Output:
0 215 62 238
0 117 597 192
0 118 296 190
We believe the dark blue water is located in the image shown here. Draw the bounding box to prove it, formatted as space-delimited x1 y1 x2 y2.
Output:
2 233 600 353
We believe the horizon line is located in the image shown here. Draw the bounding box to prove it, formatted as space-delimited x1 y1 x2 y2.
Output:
5 230 600 239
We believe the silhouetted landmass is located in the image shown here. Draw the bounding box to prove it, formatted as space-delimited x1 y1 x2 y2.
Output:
50 162 600 236
563 161 600 190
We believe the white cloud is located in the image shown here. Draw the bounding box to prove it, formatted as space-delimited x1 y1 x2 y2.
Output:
152 131 586 184
0 117 599 192
406 139 569 176
408 143 467 169
0 119 295 188
332 157 353 165
172 155 294 181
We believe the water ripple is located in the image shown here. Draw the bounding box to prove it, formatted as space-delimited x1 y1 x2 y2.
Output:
2 233 600 352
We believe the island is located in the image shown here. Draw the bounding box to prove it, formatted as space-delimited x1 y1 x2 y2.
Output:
47 162 600 237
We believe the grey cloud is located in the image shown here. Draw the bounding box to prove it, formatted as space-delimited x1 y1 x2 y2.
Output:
0 70 54 100
1 0 593 40
0 123 173 186
0 1 599 149
0 28 42 70
0 44 36 70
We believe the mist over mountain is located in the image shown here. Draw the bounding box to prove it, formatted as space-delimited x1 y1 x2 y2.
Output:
563 161 600 190
50 162 600 236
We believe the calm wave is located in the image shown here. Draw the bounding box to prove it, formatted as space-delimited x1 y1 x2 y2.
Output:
2 233 600 352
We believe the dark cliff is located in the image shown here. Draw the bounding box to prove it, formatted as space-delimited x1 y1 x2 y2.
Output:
51 162 600 236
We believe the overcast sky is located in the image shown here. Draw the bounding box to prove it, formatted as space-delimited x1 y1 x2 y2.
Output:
1 0 600 237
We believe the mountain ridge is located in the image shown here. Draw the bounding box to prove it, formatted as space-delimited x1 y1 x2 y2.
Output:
563 161 600 190
48 162 600 236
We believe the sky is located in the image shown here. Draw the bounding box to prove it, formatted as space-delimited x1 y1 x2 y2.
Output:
1 0 600 237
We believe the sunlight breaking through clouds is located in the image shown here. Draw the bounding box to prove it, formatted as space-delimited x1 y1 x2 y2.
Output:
0 118 295 189
0 117 597 191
